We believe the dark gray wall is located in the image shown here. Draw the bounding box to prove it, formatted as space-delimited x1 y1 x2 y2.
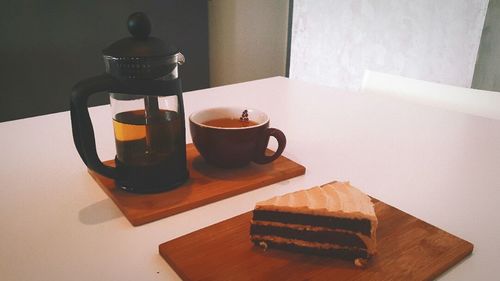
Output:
472 0 500 91
0 0 208 122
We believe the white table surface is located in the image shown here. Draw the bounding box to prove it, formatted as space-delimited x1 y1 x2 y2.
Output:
1 77 499 280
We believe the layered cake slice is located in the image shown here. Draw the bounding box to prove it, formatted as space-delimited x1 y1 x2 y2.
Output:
250 181 378 266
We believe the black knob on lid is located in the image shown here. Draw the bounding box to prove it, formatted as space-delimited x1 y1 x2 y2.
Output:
127 12 151 39
102 12 179 58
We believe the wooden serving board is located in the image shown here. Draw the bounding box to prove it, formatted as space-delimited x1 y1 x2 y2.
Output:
159 199 473 281
89 143 305 226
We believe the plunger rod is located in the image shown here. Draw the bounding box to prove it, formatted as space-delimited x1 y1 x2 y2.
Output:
144 96 160 153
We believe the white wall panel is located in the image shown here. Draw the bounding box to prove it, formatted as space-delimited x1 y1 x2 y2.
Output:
290 0 489 91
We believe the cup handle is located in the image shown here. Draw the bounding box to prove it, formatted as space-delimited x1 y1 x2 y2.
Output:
253 128 287 164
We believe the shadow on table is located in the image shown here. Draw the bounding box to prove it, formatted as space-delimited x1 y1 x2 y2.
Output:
78 198 123 225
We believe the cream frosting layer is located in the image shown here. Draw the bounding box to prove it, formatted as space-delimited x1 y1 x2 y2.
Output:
255 181 377 221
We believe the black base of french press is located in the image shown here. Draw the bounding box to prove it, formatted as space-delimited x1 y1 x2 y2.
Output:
114 157 190 194
117 170 189 194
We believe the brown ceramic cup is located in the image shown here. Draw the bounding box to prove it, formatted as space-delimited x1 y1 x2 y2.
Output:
189 107 286 168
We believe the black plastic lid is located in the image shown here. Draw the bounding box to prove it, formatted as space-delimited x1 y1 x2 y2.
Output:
102 12 178 58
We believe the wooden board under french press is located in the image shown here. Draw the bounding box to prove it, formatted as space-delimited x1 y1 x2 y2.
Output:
88 143 306 226
159 198 473 281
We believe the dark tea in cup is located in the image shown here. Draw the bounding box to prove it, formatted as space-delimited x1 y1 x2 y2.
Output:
189 107 286 168
202 117 259 128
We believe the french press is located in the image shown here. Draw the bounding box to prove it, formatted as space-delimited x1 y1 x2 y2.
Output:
70 12 189 193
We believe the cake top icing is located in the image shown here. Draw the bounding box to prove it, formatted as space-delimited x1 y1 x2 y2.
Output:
255 181 377 221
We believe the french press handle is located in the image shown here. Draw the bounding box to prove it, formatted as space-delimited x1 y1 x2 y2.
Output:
70 74 181 179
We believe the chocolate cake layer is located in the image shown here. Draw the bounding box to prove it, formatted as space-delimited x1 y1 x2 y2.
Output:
252 240 370 260
250 224 366 248
253 210 372 236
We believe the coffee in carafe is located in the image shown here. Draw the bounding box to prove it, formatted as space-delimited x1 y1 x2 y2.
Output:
112 108 187 191
113 109 182 166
